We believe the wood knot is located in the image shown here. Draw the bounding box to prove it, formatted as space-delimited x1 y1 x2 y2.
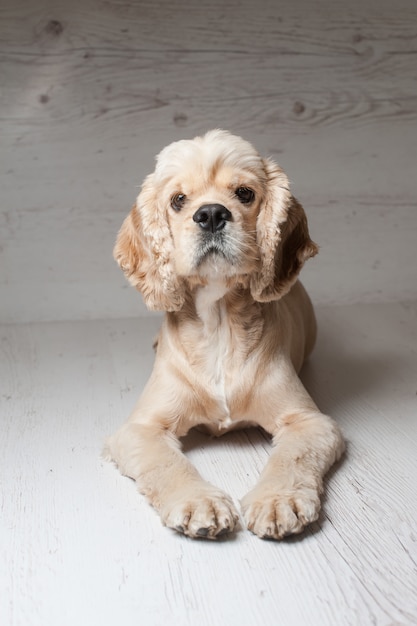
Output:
293 101 305 116
45 20 64 36
173 112 188 127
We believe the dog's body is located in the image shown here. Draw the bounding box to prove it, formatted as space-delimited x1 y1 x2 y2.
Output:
105 130 344 539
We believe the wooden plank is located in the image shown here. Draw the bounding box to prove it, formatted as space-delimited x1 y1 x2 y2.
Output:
2 6 417 134
1 0 417 322
1 303 417 625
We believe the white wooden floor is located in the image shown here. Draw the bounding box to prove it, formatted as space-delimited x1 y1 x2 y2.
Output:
1 301 416 626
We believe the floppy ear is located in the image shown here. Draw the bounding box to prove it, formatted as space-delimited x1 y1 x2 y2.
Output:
113 174 185 312
250 158 319 302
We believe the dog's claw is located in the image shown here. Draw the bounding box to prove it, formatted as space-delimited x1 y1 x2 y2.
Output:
163 487 239 539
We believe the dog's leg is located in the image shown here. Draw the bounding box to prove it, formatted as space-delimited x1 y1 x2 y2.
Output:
241 411 344 540
104 422 239 539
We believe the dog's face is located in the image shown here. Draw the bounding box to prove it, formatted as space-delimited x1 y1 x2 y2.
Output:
114 130 318 311
154 131 265 280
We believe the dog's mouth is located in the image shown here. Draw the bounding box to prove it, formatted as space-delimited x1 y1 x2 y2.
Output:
194 235 237 269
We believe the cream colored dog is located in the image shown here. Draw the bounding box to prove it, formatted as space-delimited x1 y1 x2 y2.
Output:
105 130 344 540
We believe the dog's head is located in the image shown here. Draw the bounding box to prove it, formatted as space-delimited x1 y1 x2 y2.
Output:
114 130 318 311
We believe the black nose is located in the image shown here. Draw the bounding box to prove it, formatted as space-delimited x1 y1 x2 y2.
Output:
193 204 232 233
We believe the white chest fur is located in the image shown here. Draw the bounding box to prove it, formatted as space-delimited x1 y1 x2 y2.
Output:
195 281 233 428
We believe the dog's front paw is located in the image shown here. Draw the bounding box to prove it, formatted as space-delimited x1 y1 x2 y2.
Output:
241 485 321 540
161 485 240 539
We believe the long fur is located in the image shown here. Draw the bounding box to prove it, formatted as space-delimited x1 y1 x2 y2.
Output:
105 130 344 540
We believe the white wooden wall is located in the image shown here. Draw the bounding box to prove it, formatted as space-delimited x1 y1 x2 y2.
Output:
1 0 417 323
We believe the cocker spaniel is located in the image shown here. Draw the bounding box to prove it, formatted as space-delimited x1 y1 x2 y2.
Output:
104 130 344 540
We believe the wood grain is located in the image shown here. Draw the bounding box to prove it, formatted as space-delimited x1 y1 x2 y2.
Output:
1 0 417 322
1 303 417 625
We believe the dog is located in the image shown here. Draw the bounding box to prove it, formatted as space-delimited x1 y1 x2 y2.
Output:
104 129 344 540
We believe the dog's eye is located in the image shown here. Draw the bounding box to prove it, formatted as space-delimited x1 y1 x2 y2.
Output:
171 193 187 211
235 187 255 204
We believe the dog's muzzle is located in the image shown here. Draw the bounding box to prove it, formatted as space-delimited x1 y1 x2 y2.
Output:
192 204 238 269
193 204 232 233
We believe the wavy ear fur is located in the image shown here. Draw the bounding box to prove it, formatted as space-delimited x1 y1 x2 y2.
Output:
113 175 185 312
250 158 318 302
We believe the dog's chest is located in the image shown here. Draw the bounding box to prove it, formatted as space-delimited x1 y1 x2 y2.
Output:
194 284 242 428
